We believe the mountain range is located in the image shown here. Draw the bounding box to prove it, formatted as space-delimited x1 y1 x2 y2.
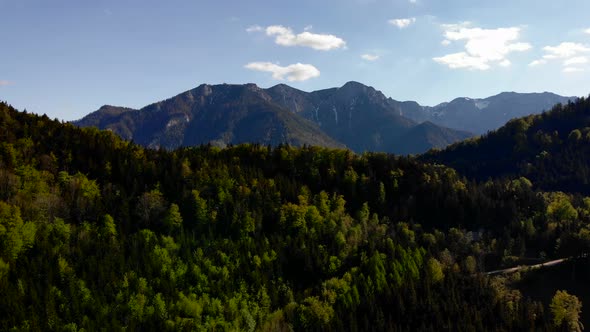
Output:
403 91 575 134
75 82 574 154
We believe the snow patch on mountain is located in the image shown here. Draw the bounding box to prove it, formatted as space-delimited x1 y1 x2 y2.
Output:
474 100 490 110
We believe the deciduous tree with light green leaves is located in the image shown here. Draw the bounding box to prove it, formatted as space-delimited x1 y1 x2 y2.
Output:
550 290 583 332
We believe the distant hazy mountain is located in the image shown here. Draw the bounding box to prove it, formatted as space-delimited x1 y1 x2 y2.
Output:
76 82 471 154
401 92 575 134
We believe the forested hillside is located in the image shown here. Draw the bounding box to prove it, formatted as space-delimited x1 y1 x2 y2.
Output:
1 101 588 330
426 96 590 194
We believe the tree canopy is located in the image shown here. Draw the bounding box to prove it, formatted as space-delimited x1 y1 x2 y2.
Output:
0 101 588 330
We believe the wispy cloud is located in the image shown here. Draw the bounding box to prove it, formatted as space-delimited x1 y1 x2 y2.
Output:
542 42 590 59
246 25 263 33
0 80 13 86
564 56 589 66
528 59 547 67
529 42 590 73
563 67 584 73
433 23 531 70
250 25 346 51
361 54 380 61
388 18 416 29
585 28 590 35
244 62 320 81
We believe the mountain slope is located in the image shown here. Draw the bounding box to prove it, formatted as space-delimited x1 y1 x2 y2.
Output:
75 84 344 149
267 81 419 152
77 82 473 154
403 92 575 134
392 121 472 155
266 81 478 154
424 96 590 193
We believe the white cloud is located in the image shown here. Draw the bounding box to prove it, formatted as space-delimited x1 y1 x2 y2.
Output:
564 56 589 66
246 25 263 33
433 24 531 70
530 42 590 71
542 42 590 59
563 67 584 73
263 25 346 51
388 18 416 29
361 54 380 61
440 21 471 32
528 59 547 67
409 0 417 3
244 62 320 81
585 28 590 35
433 52 491 70
441 39 451 46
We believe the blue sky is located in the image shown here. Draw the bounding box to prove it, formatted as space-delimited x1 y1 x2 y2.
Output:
2 0 590 120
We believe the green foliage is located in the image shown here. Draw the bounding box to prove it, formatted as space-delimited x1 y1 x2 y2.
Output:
100 214 117 239
296 297 334 330
550 290 583 331
426 258 444 284
164 203 183 231
0 101 587 330
0 202 36 261
0 258 9 279
547 192 578 224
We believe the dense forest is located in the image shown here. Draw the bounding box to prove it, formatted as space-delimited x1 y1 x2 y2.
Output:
1 100 589 330
426 96 590 195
